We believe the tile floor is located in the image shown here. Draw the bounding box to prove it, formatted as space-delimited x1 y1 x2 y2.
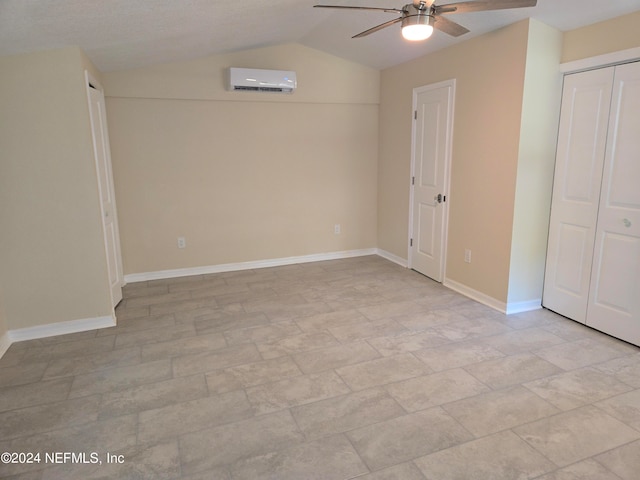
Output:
1 255 639 479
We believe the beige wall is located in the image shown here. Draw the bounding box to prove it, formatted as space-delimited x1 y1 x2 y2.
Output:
507 20 563 306
562 10 640 63
103 44 380 275
0 47 112 330
379 20 532 302
104 43 379 105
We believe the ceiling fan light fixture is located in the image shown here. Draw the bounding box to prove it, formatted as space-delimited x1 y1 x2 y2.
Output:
401 13 434 41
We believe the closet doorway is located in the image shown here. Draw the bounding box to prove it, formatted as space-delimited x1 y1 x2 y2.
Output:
543 61 640 346
86 72 124 309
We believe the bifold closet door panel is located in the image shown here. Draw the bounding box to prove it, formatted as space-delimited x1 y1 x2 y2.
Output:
587 61 640 346
543 67 614 323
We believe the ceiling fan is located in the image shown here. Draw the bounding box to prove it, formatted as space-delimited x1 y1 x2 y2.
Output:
314 0 537 41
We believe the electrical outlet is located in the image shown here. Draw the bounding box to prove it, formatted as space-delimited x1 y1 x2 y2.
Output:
334 224 341 235
177 237 186 249
464 249 471 263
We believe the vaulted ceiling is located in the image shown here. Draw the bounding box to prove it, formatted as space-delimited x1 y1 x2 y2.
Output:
1 0 638 72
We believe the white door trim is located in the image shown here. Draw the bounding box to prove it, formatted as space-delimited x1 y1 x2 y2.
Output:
408 78 455 281
560 46 640 74
85 70 105 92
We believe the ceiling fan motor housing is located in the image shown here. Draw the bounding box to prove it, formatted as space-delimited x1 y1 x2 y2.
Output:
402 4 435 29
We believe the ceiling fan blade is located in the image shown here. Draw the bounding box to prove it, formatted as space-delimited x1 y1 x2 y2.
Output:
433 15 470 37
314 5 403 14
435 0 536 14
353 17 403 38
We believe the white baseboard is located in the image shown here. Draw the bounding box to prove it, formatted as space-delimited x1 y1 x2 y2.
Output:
376 249 408 268
0 254 544 362
8 315 116 343
0 331 11 360
444 277 542 315
125 248 379 283
444 277 507 314
505 299 542 315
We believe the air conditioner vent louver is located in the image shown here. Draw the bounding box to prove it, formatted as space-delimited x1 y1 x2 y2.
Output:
227 68 297 94
233 86 287 93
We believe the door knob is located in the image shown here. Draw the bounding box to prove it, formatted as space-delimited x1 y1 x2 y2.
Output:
434 193 443 204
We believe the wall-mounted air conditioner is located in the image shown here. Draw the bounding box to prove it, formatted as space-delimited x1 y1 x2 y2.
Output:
227 67 297 94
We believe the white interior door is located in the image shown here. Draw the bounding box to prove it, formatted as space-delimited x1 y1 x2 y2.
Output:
586 61 640 344
409 80 454 282
87 75 124 308
543 68 614 323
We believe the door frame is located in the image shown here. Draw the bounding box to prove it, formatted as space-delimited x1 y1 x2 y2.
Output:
408 78 455 281
85 70 125 309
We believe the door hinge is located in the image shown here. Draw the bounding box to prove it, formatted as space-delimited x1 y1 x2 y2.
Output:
410 238 413 247
414 110 417 120
443 195 446 202
412 176 415 185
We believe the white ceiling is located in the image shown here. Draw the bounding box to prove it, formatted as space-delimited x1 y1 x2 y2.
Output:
1 0 638 72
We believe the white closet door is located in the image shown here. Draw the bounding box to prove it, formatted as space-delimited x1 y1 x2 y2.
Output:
87 81 124 309
543 68 614 323
587 61 640 345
